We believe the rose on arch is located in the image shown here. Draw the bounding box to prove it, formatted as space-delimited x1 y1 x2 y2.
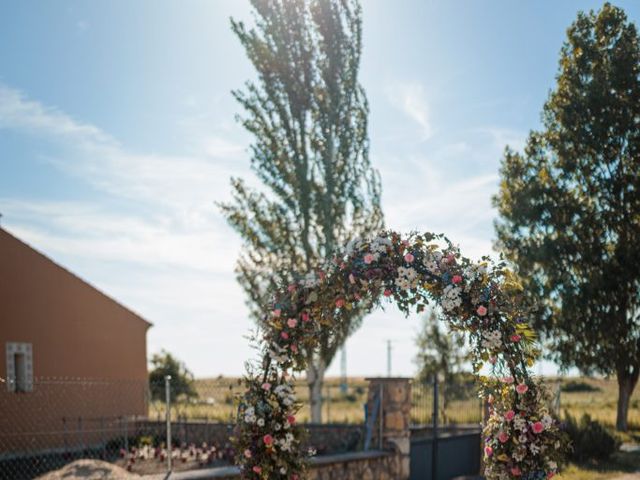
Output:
232 231 569 479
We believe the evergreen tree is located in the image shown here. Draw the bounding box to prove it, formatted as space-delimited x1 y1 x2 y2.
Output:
221 0 383 422
494 3 640 430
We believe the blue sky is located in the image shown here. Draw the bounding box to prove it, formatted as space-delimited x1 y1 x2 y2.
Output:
2 1 638 378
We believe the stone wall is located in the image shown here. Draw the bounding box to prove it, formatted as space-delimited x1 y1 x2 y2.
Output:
135 421 363 456
143 450 400 480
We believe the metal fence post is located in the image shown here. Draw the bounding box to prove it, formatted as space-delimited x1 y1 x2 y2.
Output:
432 375 439 480
378 383 383 450
124 415 129 453
165 375 172 472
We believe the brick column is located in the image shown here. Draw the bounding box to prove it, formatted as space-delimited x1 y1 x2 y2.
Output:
365 377 411 480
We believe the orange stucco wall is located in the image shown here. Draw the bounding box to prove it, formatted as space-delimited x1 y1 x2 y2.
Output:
0 228 152 453
0 228 150 380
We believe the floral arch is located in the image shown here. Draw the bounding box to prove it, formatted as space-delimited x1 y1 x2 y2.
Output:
233 231 567 480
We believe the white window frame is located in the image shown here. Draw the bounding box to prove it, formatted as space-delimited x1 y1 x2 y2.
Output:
5 342 33 393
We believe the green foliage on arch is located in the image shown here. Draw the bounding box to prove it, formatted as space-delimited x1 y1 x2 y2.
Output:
233 231 568 479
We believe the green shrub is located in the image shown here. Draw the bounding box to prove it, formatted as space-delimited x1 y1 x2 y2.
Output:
564 412 619 462
561 380 600 393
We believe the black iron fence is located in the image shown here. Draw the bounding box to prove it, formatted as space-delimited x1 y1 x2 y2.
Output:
411 377 484 427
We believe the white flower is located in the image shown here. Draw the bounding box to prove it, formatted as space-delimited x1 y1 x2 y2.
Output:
257 418 265 427
513 415 527 432
301 271 320 288
371 236 391 254
395 266 419 290
548 461 557 470
274 423 282 431
542 414 553 427
519 434 528 444
481 330 502 350
441 284 462 312
280 467 287 474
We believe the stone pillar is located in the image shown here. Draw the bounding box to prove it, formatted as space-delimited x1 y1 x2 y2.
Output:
365 377 411 480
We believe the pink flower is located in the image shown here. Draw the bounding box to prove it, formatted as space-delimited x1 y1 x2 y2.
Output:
484 446 493 457
452 275 463 284
287 284 296 292
272 309 281 318
476 305 488 316
261 383 271 391
291 344 298 353
516 383 529 395
502 376 515 384
504 410 515 421
280 332 289 340
511 466 522 476
287 415 296 425
349 273 356 284
498 432 510 443
547 473 555 479
532 421 544 434
244 449 252 458
301 312 310 322
252 466 262 474
262 434 274 446
446 253 456 264
383 289 392 297
510 334 521 342
404 253 415 263
287 318 297 328
335 298 345 308
489 356 497 365
291 475 299 480
363 253 374 264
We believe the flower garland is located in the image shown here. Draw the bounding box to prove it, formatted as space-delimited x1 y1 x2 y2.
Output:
233 231 568 479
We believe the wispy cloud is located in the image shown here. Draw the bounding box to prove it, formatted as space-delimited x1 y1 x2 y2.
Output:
386 82 433 140
0 82 256 375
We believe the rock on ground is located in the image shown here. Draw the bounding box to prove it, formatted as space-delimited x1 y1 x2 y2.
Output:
35 459 138 479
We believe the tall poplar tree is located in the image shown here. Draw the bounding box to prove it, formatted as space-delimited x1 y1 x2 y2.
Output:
494 3 640 431
220 0 383 422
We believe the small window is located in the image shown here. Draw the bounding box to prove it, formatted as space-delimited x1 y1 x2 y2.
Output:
5 342 33 393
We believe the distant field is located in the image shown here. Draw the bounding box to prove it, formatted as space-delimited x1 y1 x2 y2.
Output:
148 376 640 430
550 376 640 430
151 375 481 425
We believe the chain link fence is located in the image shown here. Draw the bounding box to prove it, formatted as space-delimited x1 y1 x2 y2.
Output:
0 377 238 479
1 376 481 479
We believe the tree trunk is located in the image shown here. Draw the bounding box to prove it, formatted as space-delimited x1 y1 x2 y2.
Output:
616 364 639 431
307 358 326 424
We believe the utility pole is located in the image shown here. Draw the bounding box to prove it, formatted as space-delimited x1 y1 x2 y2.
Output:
387 340 392 377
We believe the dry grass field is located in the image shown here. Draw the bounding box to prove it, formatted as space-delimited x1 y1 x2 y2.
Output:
148 376 640 430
